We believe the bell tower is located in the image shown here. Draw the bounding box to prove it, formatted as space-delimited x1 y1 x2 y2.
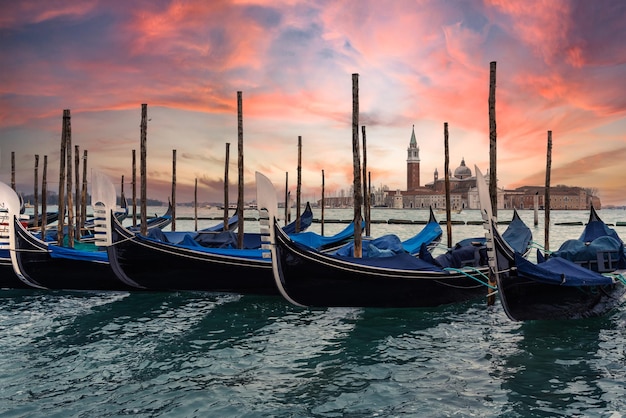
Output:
406 125 420 191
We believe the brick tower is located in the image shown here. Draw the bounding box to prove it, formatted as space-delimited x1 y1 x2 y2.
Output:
406 125 420 191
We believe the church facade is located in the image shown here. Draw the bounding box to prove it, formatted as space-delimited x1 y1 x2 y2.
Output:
388 125 493 210
386 127 599 210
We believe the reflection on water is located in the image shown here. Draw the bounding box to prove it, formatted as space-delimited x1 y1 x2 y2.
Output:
496 316 624 417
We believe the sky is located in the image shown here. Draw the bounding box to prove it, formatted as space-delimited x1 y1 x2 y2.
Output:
1 0 625 207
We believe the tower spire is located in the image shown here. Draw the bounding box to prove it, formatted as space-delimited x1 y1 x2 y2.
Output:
407 125 420 190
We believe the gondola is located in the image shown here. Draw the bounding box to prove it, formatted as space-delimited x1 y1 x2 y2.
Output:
104 181 277 293
10 214 132 290
475 166 626 321
257 172 490 308
1 173 172 291
549 204 625 272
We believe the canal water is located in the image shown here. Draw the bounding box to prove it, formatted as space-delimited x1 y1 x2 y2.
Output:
1 207 624 417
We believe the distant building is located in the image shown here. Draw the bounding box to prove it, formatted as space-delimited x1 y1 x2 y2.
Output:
318 127 600 210
394 127 600 210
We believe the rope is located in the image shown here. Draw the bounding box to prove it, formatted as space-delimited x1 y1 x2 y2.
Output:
608 272 626 285
529 240 554 255
443 266 498 290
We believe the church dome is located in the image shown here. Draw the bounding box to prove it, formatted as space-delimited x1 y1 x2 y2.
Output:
454 158 472 179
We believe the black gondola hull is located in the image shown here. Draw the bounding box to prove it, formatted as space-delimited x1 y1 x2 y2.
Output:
273 222 486 308
491 221 626 321
12 217 131 291
107 215 277 294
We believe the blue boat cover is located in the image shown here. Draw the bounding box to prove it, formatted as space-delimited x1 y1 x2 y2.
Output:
579 220 622 243
290 222 356 250
48 244 109 263
514 252 614 286
334 234 406 258
333 249 444 271
282 203 313 234
551 236 626 268
418 242 486 269
502 215 532 254
200 215 238 232
141 235 268 261
401 220 442 255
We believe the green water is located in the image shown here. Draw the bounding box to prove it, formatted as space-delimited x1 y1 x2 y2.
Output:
1 289 624 417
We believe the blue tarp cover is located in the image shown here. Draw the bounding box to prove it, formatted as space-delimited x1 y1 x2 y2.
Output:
514 252 614 286
140 235 268 261
401 221 442 255
579 220 622 243
334 234 406 258
290 222 356 250
331 249 444 271
49 244 109 263
282 203 313 234
552 236 625 267
200 215 238 232
502 216 532 254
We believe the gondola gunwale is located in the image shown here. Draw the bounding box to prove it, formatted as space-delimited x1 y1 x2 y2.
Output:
275 219 484 280
107 210 275 293
11 214 129 290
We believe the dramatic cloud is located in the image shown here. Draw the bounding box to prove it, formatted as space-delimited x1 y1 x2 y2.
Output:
1 0 625 206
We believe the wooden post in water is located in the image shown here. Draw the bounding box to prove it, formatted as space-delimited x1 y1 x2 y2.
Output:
236 91 244 249
223 143 230 231
321 169 325 236
57 110 68 245
444 122 452 248
132 149 137 228
80 150 88 236
489 61 498 219
41 156 48 237
171 149 176 231
140 104 148 236
296 136 302 233
194 178 198 231
284 172 289 226
74 145 80 239
362 125 370 237
545 131 552 252
65 119 74 248
533 192 539 226
34 155 39 228
11 152 15 191
368 171 372 229
351 73 363 258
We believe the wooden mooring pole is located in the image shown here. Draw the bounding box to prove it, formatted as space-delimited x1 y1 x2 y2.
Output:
444 122 452 248
57 110 68 245
487 61 498 306
296 136 302 233
362 126 370 237
194 178 198 232
489 61 497 220
223 143 230 231
140 104 148 236
321 169 325 236
41 156 48 237
236 91 244 249
171 149 176 232
351 73 363 258
545 131 552 252
132 149 137 228
33 155 39 228
11 151 15 191
66 118 74 248
80 150 88 237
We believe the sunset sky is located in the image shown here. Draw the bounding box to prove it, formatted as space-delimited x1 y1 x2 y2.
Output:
2 0 625 207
